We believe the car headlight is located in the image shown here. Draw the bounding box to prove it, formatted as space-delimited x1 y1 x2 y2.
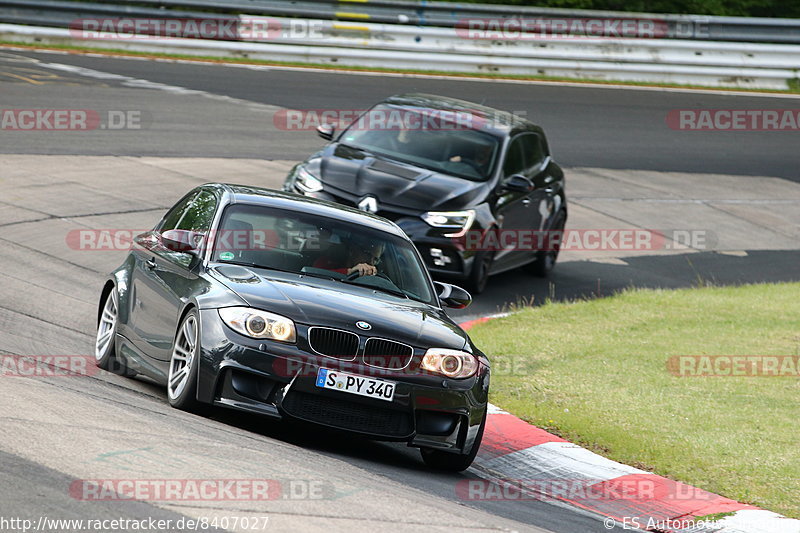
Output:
421 210 475 237
421 348 479 379
218 307 296 343
294 166 323 193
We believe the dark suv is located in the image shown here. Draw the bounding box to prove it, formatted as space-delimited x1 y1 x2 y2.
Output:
283 94 567 293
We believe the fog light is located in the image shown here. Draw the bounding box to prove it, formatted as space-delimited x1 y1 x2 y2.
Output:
430 248 452 267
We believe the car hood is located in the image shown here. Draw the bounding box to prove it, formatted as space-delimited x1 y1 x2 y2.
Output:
309 143 489 211
210 265 468 350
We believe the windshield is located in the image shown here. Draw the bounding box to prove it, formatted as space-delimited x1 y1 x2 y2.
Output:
212 203 435 304
339 104 501 181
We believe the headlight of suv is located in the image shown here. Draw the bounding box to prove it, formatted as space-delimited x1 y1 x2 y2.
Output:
421 210 475 237
420 348 479 379
294 166 324 193
218 307 296 343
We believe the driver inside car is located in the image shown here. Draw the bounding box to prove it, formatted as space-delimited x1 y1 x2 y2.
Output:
449 142 493 177
313 238 384 277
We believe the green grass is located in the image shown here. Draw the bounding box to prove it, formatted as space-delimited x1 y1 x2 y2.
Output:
469 283 800 518
2 40 799 95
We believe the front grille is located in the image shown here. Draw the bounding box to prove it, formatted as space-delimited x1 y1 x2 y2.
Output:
375 210 402 222
363 338 414 369
308 327 359 359
327 192 405 221
282 391 412 437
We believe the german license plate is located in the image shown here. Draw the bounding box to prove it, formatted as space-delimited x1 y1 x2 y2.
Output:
315 368 395 402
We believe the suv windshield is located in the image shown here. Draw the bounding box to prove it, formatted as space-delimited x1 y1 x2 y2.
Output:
339 104 500 181
212 204 435 304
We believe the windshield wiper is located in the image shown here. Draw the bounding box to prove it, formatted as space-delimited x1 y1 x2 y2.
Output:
341 279 410 300
213 260 298 276
300 270 340 281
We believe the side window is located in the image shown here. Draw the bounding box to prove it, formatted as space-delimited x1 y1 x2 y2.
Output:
521 134 546 171
158 191 198 232
176 190 218 233
502 137 526 177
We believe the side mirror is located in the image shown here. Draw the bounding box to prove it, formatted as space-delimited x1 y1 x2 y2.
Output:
501 174 534 193
317 123 335 141
133 231 159 248
160 229 204 255
434 281 472 309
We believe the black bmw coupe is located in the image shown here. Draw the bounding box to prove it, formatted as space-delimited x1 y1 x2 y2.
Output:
95 184 489 471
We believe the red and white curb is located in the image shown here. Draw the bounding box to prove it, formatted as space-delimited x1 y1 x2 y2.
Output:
460 318 800 533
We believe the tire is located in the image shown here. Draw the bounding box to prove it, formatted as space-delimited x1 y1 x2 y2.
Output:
95 287 134 376
466 251 493 295
526 210 566 278
420 411 486 472
167 310 202 412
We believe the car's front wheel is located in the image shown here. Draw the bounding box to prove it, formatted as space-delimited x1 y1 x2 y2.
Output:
167 310 202 412
420 411 486 472
526 209 566 277
466 251 493 295
95 286 133 375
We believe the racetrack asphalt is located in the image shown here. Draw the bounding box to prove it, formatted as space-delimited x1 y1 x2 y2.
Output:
1 49 799 179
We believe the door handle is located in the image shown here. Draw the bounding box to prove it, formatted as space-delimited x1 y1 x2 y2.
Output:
522 198 531 207
145 258 157 270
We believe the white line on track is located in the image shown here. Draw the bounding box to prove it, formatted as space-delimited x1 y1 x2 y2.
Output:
4 45 800 100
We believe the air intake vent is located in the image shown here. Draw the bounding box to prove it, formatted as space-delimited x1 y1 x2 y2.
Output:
369 159 421 180
282 391 412 437
363 338 414 369
308 327 359 359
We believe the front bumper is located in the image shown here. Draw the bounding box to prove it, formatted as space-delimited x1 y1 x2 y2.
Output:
196 309 489 453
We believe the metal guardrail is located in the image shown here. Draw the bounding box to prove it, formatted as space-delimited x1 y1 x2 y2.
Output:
1 0 800 44
0 0 798 90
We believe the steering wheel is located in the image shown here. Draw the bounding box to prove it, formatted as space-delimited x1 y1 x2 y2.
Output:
461 158 485 176
345 270 392 282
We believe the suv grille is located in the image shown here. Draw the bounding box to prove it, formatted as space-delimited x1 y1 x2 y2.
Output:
363 338 413 369
282 391 412 437
308 327 359 359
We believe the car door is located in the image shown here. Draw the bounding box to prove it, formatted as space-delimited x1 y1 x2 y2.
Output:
492 135 543 270
519 133 554 263
130 189 218 362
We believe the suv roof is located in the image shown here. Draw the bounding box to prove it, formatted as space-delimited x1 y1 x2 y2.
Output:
382 93 535 136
